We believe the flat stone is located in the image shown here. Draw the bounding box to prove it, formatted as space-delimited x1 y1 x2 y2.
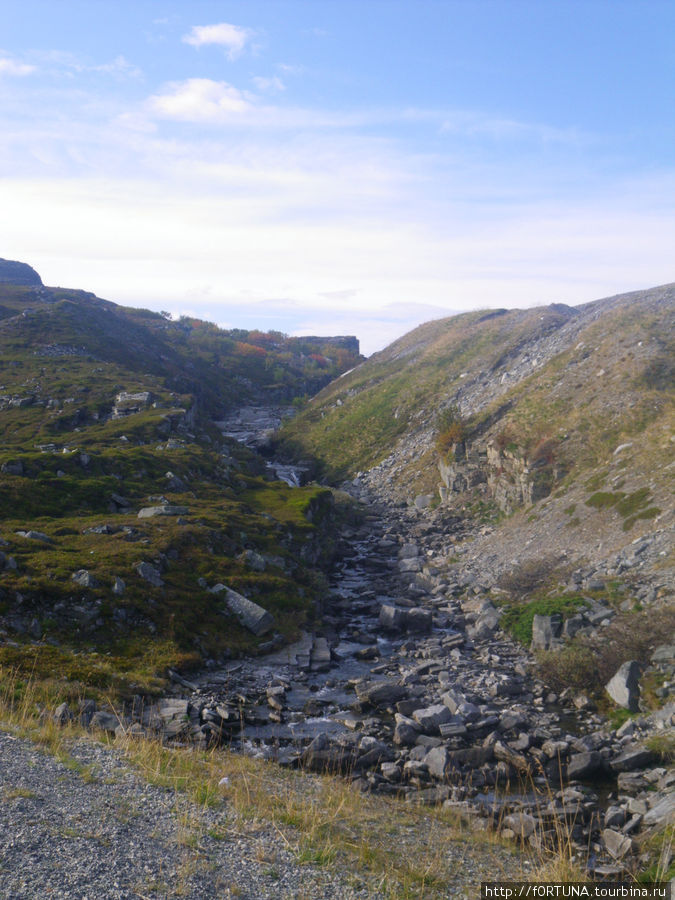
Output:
356 681 407 708
137 505 189 518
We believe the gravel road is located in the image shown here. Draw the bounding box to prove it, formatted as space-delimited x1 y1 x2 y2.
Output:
0 729 382 899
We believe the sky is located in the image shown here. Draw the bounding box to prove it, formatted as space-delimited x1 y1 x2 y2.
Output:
1 1 674 355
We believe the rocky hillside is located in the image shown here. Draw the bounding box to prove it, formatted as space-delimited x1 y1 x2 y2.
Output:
278 283 674 594
0 262 361 697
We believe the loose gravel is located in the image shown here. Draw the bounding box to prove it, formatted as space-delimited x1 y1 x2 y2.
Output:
0 729 382 899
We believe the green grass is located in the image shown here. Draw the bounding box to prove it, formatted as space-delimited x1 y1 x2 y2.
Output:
499 594 587 645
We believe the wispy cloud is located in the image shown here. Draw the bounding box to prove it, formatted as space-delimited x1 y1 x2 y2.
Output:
148 79 254 122
182 23 251 59
252 75 285 94
0 57 36 77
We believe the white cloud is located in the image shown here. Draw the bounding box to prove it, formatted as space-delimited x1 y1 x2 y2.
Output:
148 79 253 122
252 75 285 94
0 57 36 77
183 23 251 59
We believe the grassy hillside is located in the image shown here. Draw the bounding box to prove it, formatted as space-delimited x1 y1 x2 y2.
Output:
0 275 360 698
278 285 674 489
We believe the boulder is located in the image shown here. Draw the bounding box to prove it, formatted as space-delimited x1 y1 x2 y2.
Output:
412 704 453 734
379 604 407 632
136 561 164 587
213 585 274 636
405 607 433 634
567 751 603 780
606 660 641 711
355 681 407 708
137 505 189 519
643 793 675 827
602 828 634 860
531 613 563 650
71 569 99 588
89 710 121 734
424 745 451 780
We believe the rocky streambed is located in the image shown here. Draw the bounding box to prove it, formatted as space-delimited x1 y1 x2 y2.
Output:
51 409 674 878
63 481 674 879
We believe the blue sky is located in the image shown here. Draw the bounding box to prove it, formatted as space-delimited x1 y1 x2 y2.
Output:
1 1 673 353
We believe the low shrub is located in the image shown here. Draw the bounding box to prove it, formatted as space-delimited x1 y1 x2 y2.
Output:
497 554 561 597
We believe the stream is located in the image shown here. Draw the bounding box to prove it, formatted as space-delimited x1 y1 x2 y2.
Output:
164 407 674 875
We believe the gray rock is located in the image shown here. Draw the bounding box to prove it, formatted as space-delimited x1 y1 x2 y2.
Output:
213 585 274 636
531 613 562 650
137 505 189 519
610 745 655 773
53 702 72 726
643 793 675 827
1 460 24 476
503 812 537 839
356 681 407 708
606 660 641 711
652 645 675 664
567 751 602 780
379 604 407 631
604 806 626 828
405 608 433 633
412 704 453 734
71 569 99 588
602 828 634 860
89 711 121 734
15 530 52 544
398 543 419 559
424 746 451 780
112 576 126 596
136 561 164 587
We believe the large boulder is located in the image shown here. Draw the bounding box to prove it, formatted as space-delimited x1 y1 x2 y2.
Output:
606 660 641 711
212 585 274 636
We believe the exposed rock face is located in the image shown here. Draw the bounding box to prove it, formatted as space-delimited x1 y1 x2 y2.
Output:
0 258 42 285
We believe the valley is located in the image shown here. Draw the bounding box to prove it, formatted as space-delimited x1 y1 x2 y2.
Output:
0 260 673 894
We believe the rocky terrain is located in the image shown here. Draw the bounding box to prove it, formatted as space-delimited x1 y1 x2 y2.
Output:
0 264 673 891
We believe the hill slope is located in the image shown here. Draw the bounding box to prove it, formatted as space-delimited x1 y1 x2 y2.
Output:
0 265 361 696
278 284 674 591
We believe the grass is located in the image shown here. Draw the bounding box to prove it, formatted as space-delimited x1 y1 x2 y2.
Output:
0 669 524 897
499 593 587 645
4 669 674 893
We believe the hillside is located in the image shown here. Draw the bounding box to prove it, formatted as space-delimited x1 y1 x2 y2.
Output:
278 283 674 589
0 264 361 697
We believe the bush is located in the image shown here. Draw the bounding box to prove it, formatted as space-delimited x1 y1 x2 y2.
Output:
497 554 561 597
535 606 675 699
435 405 466 457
